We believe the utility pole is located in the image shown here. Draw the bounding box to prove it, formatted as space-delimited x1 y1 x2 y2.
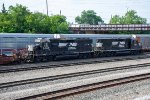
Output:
60 10 61 15
46 0 49 16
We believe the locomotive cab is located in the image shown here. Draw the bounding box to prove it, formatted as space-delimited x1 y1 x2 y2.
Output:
26 38 51 62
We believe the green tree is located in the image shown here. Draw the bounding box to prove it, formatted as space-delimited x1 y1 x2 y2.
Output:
8 4 31 33
109 15 122 24
25 13 68 34
25 12 51 33
57 22 69 33
50 15 68 33
109 10 147 24
109 10 148 34
123 10 147 24
0 13 15 32
75 10 104 25
0 4 69 34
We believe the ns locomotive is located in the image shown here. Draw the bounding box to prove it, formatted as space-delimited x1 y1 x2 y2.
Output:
26 38 93 62
25 35 142 62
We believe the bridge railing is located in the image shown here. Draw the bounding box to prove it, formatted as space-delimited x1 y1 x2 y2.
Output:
69 24 150 31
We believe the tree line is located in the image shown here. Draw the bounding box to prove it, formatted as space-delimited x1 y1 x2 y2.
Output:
0 4 68 33
75 10 147 25
0 4 148 34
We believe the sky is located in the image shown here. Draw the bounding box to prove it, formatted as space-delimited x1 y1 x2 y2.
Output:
0 0 150 23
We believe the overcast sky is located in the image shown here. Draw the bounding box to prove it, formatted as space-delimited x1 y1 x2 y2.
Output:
0 0 150 23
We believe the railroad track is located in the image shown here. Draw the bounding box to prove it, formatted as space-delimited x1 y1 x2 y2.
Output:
0 55 150 73
0 63 150 90
17 73 150 100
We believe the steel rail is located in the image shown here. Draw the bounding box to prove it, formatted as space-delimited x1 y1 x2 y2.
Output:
17 73 150 100
0 55 150 73
0 63 150 89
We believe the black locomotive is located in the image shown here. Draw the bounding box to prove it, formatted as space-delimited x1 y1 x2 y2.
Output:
26 38 93 62
26 36 141 62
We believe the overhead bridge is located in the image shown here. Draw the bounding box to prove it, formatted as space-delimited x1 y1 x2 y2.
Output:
69 24 150 34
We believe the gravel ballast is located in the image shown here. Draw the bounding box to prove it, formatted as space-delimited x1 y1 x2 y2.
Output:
0 69 150 100
1 58 150 84
61 79 150 100
0 57 150 99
